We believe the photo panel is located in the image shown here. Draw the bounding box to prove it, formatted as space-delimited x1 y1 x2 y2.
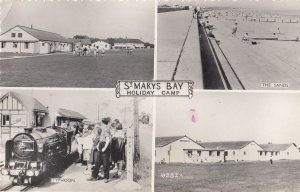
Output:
0 88 153 191
0 0 155 88
155 91 300 191
157 0 300 90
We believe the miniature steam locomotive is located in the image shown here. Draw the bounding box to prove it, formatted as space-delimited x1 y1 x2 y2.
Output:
1 126 74 185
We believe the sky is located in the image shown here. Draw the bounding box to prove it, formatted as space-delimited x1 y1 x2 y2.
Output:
156 91 300 146
0 0 155 43
158 0 300 10
0 89 153 127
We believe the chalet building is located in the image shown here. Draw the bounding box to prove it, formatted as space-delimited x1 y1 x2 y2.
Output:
155 135 204 163
0 92 86 143
54 108 86 127
183 148 225 163
72 39 92 50
91 40 111 50
156 136 300 163
113 38 145 49
258 143 300 161
199 141 263 162
0 91 49 142
0 25 73 54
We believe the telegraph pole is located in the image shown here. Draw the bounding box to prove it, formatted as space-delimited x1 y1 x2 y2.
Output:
115 97 141 190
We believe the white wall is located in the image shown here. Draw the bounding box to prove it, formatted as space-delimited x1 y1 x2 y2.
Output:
184 150 224 163
0 26 38 42
92 41 111 50
155 136 203 163
225 142 262 162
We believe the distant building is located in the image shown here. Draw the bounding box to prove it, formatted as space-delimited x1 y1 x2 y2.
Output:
113 38 145 49
199 141 263 162
258 143 300 161
91 40 111 50
155 135 204 163
54 108 86 127
72 38 92 50
0 25 73 54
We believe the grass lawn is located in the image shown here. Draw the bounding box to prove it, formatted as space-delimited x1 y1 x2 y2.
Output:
155 161 300 192
0 52 42 58
0 49 153 87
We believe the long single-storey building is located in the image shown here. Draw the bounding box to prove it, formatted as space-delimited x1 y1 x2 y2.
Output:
258 143 300 161
0 25 73 54
155 136 300 163
113 38 145 49
199 141 263 162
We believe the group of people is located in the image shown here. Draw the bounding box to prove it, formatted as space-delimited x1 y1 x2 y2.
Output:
62 118 126 183
74 44 105 57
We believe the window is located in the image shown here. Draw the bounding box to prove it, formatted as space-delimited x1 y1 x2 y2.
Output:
233 151 235 155
244 151 246 155
13 42 18 48
24 42 29 49
271 152 273 156
217 151 220 156
1 42 5 48
197 150 201 156
260 152 262 156
287 152 289 155
2 115 10 126
18 33 22 38
187 150 192 157
42 43 45 46
209 151 213 156
11 33 16 37
224 151 228 156
265 152 267 156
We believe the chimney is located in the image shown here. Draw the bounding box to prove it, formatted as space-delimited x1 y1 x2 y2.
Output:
24 128 33 134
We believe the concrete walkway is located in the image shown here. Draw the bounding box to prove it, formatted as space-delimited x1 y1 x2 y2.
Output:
157 10 203 89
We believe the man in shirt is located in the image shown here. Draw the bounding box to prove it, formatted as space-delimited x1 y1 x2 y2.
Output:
87 117 111 183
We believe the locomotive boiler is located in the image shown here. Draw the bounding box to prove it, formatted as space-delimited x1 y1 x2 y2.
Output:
1 126 73 185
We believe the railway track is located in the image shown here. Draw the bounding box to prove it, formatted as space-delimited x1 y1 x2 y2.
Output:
0 184 34 191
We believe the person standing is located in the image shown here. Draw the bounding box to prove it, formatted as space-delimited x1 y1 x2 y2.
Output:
87 117 111 183
232 22 238 36
111 121 126 178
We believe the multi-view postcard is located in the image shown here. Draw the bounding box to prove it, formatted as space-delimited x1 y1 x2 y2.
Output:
0 0 154 88
157 0 300 90
0 0 300 192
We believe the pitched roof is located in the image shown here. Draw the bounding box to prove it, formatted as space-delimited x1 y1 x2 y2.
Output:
58 108 86 120
17 25 71 43
259 144 295 152
0 91 48 112
72 38 92 45
199 141 255 150
114 38 144 44
156 135 186 147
